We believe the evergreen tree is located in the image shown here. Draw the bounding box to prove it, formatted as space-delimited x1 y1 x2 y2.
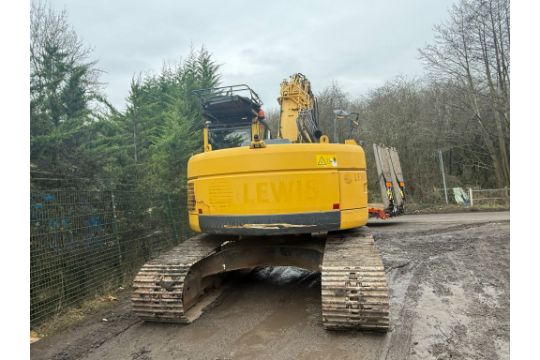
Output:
30 1 112 180
118 47 221 194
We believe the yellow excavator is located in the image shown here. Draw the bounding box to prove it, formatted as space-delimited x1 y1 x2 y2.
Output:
132 73 390 331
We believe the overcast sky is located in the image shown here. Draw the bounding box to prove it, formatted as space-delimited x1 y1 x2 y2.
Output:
47 0 456 111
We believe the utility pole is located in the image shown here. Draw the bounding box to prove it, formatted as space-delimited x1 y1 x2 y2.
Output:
333 116 338 143
438 149 449 204
333 109 354 143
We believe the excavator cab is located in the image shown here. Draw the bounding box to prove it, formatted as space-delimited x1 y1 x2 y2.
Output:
193 85 270 151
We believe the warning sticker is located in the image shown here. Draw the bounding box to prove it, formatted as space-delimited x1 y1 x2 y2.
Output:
316 154 337 167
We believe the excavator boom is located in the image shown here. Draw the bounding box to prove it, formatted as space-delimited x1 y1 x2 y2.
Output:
278 73 321 143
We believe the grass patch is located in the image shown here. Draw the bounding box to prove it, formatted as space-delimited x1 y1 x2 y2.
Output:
31 289 124 340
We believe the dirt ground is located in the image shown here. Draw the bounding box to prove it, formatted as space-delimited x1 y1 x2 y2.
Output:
31 211 510 360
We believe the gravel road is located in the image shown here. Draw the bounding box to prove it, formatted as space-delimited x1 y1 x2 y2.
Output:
31 211 510 360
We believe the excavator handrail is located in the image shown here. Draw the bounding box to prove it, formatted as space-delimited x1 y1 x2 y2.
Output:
193 84 263 107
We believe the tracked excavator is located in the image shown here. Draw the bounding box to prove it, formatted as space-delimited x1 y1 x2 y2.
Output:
132 73 391 331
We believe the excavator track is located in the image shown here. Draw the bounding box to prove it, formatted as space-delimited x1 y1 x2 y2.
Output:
131 235 223 323
132 227 389 331
321 227 390 331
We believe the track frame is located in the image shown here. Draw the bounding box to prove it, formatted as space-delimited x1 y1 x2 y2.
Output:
132 228 389 331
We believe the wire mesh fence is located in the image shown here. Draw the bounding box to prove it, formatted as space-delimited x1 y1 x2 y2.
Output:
30 179 190 327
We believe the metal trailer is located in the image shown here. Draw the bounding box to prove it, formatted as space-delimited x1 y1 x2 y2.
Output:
369 144 405 219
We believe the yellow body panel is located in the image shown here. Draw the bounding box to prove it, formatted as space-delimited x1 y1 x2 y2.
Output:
340 208 368 229
189 143 365 177
188 143 368 233
193 170 340 215
339 171 367 210
188 213 201 232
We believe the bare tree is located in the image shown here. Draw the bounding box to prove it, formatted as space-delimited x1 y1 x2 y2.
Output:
316 81 351 141
420 0 509 187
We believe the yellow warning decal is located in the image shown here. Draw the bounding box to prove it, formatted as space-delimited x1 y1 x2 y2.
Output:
316 154 337 167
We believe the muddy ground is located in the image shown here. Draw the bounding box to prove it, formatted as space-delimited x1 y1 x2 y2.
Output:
31 211 510 360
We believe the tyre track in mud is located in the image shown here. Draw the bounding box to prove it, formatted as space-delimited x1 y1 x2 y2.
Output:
31 291 142 360
375 221 509 360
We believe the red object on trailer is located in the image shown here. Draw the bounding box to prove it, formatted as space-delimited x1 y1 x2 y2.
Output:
368 207 389 220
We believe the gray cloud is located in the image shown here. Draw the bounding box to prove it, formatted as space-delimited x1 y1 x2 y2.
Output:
48 0 455 111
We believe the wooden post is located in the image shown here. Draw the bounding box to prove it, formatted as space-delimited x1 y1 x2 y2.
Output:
111 191 123 283
469 188 474 207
